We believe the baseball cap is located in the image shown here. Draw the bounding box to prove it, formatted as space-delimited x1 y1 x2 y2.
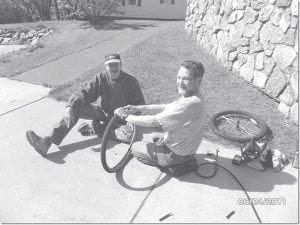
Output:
104 53 121 65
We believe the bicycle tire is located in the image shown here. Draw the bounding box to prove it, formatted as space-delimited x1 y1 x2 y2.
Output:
101 114 137 173
210 110 267 143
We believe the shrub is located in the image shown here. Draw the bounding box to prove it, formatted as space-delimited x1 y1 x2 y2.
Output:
0 0 121 24
0 0 52 23
58 0 121 23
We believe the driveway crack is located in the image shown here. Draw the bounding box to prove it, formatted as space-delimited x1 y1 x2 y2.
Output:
129 172 164 223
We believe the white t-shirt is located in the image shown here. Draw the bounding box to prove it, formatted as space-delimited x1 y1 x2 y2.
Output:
156 93 207 156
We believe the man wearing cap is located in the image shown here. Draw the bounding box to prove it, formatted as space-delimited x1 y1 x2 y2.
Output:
26 53 145 157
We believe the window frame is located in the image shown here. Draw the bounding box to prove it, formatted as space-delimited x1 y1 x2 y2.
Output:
160 0 175 5
128 0 137 5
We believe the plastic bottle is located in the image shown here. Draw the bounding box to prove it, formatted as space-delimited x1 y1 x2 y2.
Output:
272 149 284 172
292 151 298 169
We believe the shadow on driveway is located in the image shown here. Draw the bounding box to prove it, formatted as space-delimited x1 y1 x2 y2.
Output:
44 138 297 193
79 19 157 31
176 153 297 193
45 137 100 164
115 161 172 191
116 153 297 192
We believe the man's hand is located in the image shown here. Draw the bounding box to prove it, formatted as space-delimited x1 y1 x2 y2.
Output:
65 107 75 128
124 105 139 114
115 107 129 120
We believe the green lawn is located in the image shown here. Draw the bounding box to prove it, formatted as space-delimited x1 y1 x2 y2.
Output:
0 20 156 78
50 25 297 160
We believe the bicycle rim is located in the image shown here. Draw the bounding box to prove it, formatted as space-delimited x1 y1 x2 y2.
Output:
101 114 136 173
210 110 267 143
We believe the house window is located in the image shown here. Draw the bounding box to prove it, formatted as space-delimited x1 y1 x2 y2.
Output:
128 0 136 5
123 0 140 6
160 0 175 5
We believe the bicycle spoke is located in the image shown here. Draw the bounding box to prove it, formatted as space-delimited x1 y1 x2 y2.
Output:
217 114 261 139
221 116 253 136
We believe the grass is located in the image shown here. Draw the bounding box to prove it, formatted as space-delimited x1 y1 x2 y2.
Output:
0 19 160 78
50 25 298 160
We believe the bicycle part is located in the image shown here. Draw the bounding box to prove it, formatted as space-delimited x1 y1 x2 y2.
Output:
101 114 137 173
242 138 260 159
210 110 267 143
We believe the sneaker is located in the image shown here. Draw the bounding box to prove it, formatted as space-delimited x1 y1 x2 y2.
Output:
134 153 159 167
113 124 134 143
92 120 106 136
167 156 198 177
78 122 95 136
26 130 51 157
78 120 106 136
81 120 133 143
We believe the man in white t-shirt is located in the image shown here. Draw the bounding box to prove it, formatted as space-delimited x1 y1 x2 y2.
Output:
115 60 207 176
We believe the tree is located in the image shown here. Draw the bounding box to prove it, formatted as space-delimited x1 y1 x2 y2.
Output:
59 0 121 22
53 0 60 20
31 0 52 20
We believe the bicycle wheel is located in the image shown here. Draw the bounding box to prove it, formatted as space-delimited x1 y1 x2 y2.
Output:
101 114 137 173
210 110 267 143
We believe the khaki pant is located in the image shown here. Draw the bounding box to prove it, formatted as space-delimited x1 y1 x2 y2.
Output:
131 136 191 168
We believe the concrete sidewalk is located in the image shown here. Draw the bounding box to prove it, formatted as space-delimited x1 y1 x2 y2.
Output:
0 78 50 116
0 82 298 223
15 20 182 87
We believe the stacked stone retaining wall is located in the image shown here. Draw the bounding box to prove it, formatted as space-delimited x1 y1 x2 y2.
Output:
185 0 298 124
0 27 52 45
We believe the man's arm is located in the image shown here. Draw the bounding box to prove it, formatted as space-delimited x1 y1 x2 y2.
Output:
66 74 102 109
126 104 166 115
115 106 164 127
125 114 161 128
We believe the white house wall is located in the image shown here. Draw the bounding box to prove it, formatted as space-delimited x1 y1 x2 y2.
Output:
114 0 187 19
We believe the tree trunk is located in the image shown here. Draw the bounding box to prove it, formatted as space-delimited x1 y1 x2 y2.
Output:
53 0 60 20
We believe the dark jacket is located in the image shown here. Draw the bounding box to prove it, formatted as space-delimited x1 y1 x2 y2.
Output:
67 70 145 115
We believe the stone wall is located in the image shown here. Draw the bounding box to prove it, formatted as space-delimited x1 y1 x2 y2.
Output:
0 27 52 45
185 0 298 124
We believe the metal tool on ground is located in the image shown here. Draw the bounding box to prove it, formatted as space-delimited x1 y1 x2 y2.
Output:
226 210 235 219
159 212 173 222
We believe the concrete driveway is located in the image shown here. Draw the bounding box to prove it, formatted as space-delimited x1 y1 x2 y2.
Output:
0 80 298 223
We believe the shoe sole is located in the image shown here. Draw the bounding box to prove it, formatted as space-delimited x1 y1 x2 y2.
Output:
78 123 95 136
26 131 47 157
